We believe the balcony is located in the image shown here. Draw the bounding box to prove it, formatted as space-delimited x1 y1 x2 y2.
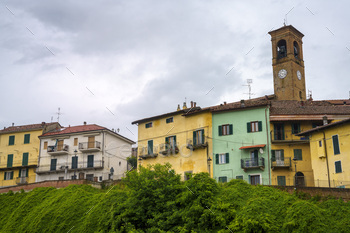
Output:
271 157 292 170
0 159 38 171
47 145 69 155
241 157 265 171
271 130 309 143
36 160 104 174
16 177 28 185
139 146 158 159
159 143 179 155
186 139 208 150
79 141 101 153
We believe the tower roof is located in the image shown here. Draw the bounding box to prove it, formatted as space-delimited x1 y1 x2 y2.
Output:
268 25 304 38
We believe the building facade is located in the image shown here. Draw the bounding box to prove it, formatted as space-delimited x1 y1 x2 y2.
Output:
36 123 134 182
0 122 60 187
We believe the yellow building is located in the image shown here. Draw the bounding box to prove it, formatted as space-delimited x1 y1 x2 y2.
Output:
297 118 350 188
0 122 60 187
132 102 213 179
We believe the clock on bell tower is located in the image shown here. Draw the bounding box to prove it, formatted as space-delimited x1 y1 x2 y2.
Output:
269 25 306 101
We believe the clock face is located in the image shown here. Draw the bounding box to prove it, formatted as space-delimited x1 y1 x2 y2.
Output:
297 70 302 80
278 69 287 79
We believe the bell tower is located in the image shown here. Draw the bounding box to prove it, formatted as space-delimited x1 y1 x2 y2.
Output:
269 25 306 101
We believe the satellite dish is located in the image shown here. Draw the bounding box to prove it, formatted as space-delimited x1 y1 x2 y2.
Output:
259 148 264 154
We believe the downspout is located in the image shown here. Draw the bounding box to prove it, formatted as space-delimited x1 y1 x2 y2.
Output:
265 105 271 185
322 131 331 188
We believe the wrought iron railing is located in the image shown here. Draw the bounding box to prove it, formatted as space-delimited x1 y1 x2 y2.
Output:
79 141 101 150
36 160 104 173
271 157 292 168
241 157 265 169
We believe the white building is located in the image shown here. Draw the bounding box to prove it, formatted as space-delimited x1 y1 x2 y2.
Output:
36 123 134 182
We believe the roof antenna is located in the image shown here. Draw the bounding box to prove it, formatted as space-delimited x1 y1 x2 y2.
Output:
51 116 53 123
56 107 63 123
243 79 254 99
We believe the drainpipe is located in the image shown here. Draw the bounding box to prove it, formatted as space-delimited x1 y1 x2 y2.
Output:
265 106 271 185
322 131 331 188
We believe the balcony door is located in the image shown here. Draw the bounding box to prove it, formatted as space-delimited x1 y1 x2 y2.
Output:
250 150 258 166
87 155 94 168
88 136 95 149
273 123 285 140
50 159 57 171
57 140 64 151
275 150 285 166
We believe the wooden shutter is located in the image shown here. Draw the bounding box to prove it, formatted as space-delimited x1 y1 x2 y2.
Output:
57 140 64 151
271 150 276 161
148 140 153 155
201 129 205 144
281 150 284 160
22 153 29 166
7 154 13 168
294 149 302 160
218 126 222 136
24 134 30 144
72 156 78 169
215 154 219 164
258 121 262 131
10 171 13 180
229 124 233 135
247 122 251 133
88 136 95 149
193 131 197 145
44 141 48 149
87 155 94 167
332 135 340 155
277 176 286 186
165 137 169 144
225 153 229 164
9 136 15 145
74 138 78 146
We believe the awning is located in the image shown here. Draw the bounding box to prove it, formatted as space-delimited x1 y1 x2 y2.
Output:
239 144 266 150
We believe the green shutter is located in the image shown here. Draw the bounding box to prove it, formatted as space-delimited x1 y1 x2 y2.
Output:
9 136 15 145
294 149 302 160
215 154 219 164
22 153 29 166
277 176 286 186
72 156 78 169
165 137 169 144
218 126 222 136
229 124 233 135
335 161 342 173
225 153 229 164
148 140 153 155
247 122 251 133
271 150 276 161
281 150 284 160
87 155 94 167
332 135 340 155
193 131 197 145
201 129 205 144
24 134 30 144
4 172 6 180
50 159 57 171
7 154 13 168
258 121 262 131
10 171 13 180
174 136 176 145
26 168 29 177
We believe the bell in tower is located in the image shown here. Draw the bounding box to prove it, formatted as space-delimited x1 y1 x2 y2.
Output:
269 25 306 101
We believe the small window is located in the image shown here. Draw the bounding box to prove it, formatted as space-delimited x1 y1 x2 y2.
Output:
166 117 173 123
4 171 14 180
293 149 302 161
236 175 243 180
44 141 48 149
9 135 15 145
332 135 340 155
145 122 152 128
99 176 103 181
335 161 342 173
319 140 322 147
218 124 233 136
215 153 229 164
74 138 78 146
247 121 262 133
24 134 30 144
165 136 177 149
291 123 300 134
119 161 121 166
218 176 227 183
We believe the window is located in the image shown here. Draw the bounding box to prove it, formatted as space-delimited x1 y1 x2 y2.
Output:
236 175 243 180
332 135 340 155
59 177 64 181
9 135 15 145
99 176 103 181
22 153 29 166
335 161 342 173
74 138 78 146
250 175 260 185
19 168 28 178
247 121 262 133
166 117 173 123
165 136 177 149
87 155 94 168
50 159 57 171
215 153 229 164
291 123 300 134
218 124 233 136
24 134 30 144
86 174 94 181
273 123 284 140
145 122 152 128
277 39 287 59
193 129 205 145
271 150 284 162
44 141 48 149
319 140 322 147
4 171 14 180
72 156 78 169
218 176 228 183
293 149 302 161
277 176 286 186
7 154 13 168
147 140 153 155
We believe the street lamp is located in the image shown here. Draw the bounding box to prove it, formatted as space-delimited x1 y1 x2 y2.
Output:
73 149 78 180
292 157 298 188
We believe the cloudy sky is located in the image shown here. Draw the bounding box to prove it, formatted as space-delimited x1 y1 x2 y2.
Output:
1 0 349 142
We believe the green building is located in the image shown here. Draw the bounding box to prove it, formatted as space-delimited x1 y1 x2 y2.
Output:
212 100 271 185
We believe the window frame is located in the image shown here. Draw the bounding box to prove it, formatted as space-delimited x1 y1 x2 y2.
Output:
24 134 30 144
291 123 300 134
8 135 15 145
215 153 229 164
218 176 228 183
4 171 14 180
145 122 153 128
247 121 263 133
335 161 342 173
293 149 303 161
166 117 173 124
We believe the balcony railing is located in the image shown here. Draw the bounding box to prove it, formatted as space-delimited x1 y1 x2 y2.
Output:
159 143 179 155
139 146 158 159
271 130 309 143
47 145 69 155
36 160 104 174
241 157 265 170
0 159 38 171
15 177 28 185
271 157 292 170
79 141 101 152
186 139 208 150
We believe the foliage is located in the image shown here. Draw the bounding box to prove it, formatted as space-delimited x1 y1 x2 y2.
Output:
127 156 138 169
0 164 349 232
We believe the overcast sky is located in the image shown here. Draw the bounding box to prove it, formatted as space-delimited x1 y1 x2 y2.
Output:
1 0 350 142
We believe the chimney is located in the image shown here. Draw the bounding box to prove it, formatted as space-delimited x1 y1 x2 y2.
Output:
191 101 194 108
224 101 227 105
240 100 245 108
323 116 328 125
183 102 187 109
41 122 45 126
12 123 14 127
177 104 181 111
194 102 197 107
84 121 87 125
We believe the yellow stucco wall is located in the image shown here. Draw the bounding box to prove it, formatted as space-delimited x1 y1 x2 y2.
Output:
309 123 350 188
270 121 314 186
0 130 41 187
137 110 213 179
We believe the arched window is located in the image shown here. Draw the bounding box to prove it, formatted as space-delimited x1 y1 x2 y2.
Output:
295 172 305 187
277 40 287 59
294 41 299 58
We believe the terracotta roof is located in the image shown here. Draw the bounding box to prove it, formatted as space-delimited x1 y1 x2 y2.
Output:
211 97 272 113
40 124 106 137
296 118 350 136
0 122 59 134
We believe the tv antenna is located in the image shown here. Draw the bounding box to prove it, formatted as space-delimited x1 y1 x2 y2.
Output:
243 79 254 99
56 107 63 123
307 90 313 99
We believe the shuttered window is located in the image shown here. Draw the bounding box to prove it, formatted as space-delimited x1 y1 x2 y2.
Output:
22 153 29 166
87 155 94 168
277 176 286 186
50 159 57 171
9 136 15 145
215 153 229 164
218 177 228 183
193 129 205 145
335 161 342 173
293 149 302 160
7 154 13 168
24 134 30 144
247 121 263 133
148 140 153 155
4 171 14 180
332 135 340 155
219 124 233 136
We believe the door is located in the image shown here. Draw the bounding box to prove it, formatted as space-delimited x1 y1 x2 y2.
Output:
88 136 95 148
57 140 64 151
273 123 285 140
295 172 305 187
148 140 153 155
72 156 78 169
79 172 85 179
50 159 57 171
250 150 258 166
276 150 284 166
19 169 27 184
250 175 260 185
87 155 94 168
